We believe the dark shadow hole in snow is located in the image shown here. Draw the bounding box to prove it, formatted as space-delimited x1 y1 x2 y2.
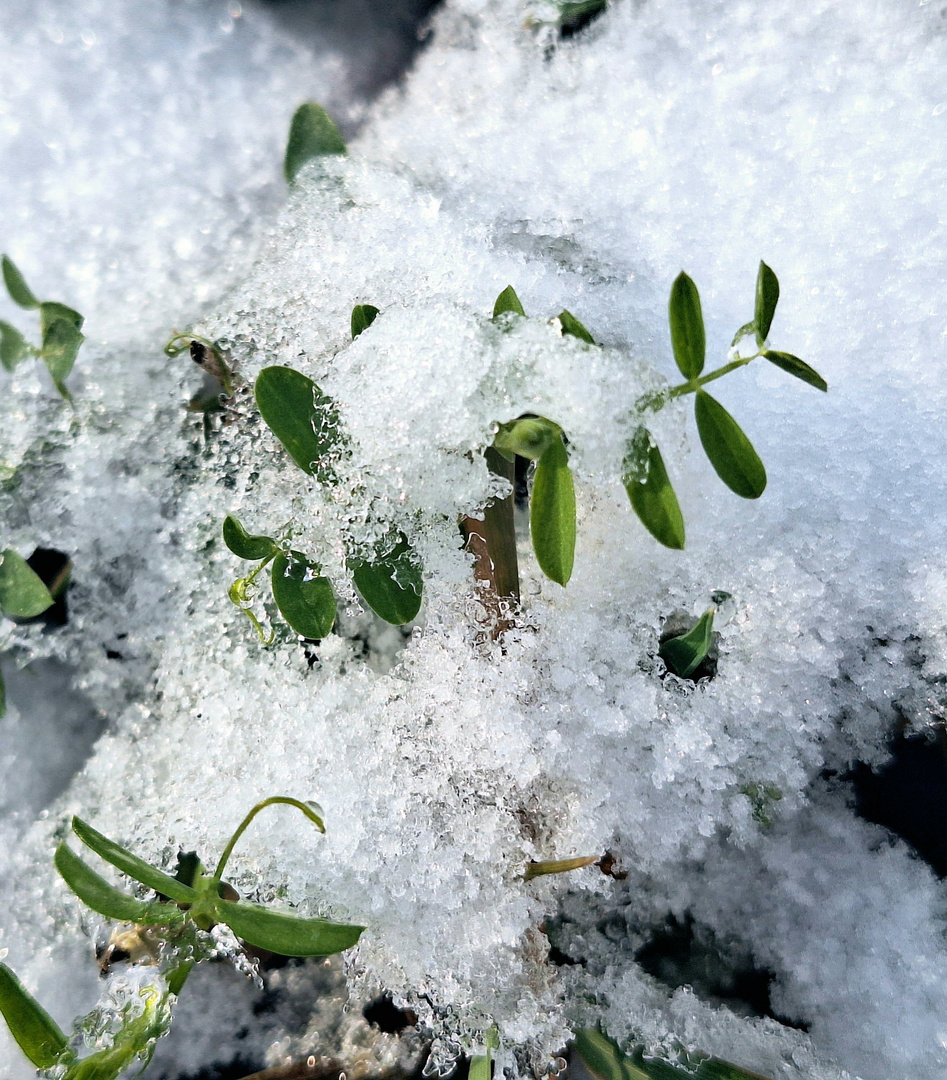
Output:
364 993 418 1033
23 546 72 627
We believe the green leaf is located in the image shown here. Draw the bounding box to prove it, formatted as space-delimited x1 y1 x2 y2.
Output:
493 416 560 462
351 304 379 339
530 436 576 587
271 550 336 638
215 898 364 957
0 549 53 618
754 261 779 343
574 1030 650 1080
469 1056 492 1080
222 515 279 561
622 427 685 550
659 607 715 679
762 350 827 392
668 271 705 379
54 843 187 926
558 309 595 344
39 301 84 334
351 535 423 625
574 1029 772 1080
284 102 346 183
694 391 766 499
71 816 198 904
0 963 71 1068
1 256 38 310
41 317 84 392
0 321 32 371
492 285 526 319
254 366 340 478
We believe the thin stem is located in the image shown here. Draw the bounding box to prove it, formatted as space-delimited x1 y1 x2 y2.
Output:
213 796 326 883
639 351 763 413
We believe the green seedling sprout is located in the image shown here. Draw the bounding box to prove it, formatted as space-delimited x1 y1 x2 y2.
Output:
574 1026 773 1080
0 255 85 399
284 102 346 184
164 334 235 399
0 548 55 717
522 854 599 882
659 606 716 680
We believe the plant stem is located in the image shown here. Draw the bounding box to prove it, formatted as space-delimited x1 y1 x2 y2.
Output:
639 351 763 412
214 797 326 883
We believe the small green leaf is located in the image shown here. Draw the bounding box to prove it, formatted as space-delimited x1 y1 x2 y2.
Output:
469 1056 492 1080
574 1030 650 1080
493 416 560 462
0 549 53 618
41 317 84 392
530 436 576 587
0 963 71 1069
71 817 198 904
659 607 715 679
558 309 595 344
284 102 346 183
1 257 38 310
222 515 279 561
762 350 827 392
351 535 423 625
254 366 340 477
754 261 779 343
622 427 685 550
523 855 599 881
351 304 379 339
215 898 364 957
729 321 757 349
54 843 187 926
493 285 526 319
668 271 705 379
0 321 31 371
271 550 336 638
694 391 766 499
39 301 84 334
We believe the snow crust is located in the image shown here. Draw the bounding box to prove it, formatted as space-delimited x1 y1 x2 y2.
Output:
3 0 947 1078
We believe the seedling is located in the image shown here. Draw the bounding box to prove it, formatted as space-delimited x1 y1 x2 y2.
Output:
0 255 85 399
284 102 346 184
0 797 364 1080
574 1026 773 1080
522 854 599 881
0 547 56 717
659 606 716 680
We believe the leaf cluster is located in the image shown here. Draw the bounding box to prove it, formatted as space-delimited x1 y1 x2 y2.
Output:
0 256 84 399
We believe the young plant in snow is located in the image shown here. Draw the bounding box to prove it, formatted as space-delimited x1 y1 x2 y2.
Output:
0 256 85 400
0 797 363 1079
284 102 347 184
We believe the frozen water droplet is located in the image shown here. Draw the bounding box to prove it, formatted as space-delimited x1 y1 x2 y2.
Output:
710 590 736 626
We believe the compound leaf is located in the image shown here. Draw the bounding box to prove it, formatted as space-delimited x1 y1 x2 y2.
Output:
351 304 379 339
284 102 346 183
668 271 705 379
1 256 38 310
659 607 715 679
271 550 336 638
222 515 279 561
493 285 525 319
254 366 340 477
0 549 53 618
216 898 364 957
530 436 575 586
754 261 779 343
351 536 423 625
0 963 71 1068
622 427 685 550
558 309 595 344
0 321 31 371
694 391 766 499
763 350 827 392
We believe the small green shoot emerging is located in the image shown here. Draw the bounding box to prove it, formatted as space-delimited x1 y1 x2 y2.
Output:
284 102 346 184
351 304 379 339
0 256 84 399
659 606 715 679
493 284 526 319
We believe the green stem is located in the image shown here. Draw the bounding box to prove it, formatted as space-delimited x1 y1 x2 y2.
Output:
213 797 326 883
639 351 763 413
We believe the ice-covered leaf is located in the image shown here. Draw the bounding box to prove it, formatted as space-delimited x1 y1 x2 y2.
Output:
622 427 685 550
0 963 71 1069
668 271 705 379
41 317 84 392
493 416 559 462
284 102 346 183
54 843 187 925
351 536 423 625
763 350 827 392
493 285 525 319
659 607 715 679
254 366 339 477
0 320 31 371
0 549 53 618
351 303 379 339
558 309 595 344
574 1030 771 1080
222 515 279 561
530 436 575 586
694 391 766 499
754 261 779 343
271 550 336 638
1 256 38 310
71 816 198 903
574 1029 650 1080
215 898 364 957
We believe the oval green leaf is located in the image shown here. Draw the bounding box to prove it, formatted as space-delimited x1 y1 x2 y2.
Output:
1 256 38 310
622 427 685 550
754 261 779 343
351 536 423 625
762 350 827 392
284 102 346 183
71 816 198 903
351 304 379 339
254 366 339 477
659 607 715 679
222 515 279 561
215 898 364 957
271 550 336 638
694 391 766 499
668 271 705 379
0 321 31 372
41 317 84 389
492 285 526 319
493 416 560 462
0 964 71 1069
530 436 576 586
0 549 53 618
558 309 595 344
39 301 84 334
